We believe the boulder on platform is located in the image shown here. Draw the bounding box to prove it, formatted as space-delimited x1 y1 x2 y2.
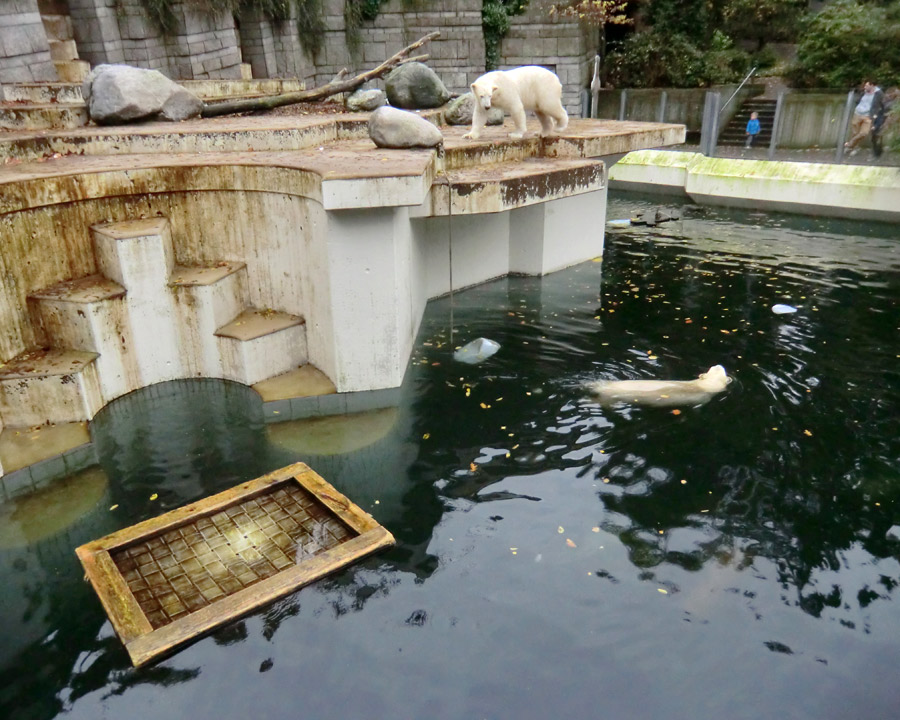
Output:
82 64 203 125
346 87 387 112
384 62 450 109
444 92 504 126
368 106 443 149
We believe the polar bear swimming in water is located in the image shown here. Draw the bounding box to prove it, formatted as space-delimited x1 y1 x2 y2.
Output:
586 365 731 407
463 66 569 141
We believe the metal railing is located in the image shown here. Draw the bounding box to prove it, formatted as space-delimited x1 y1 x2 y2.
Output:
719 66 758 116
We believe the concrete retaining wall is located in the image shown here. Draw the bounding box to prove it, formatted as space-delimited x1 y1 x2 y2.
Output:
609 150 900 222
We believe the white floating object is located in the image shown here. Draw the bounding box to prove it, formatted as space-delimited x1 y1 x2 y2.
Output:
772 304 797 315
607 218 632 228
887 525 900 541
454 337 500 364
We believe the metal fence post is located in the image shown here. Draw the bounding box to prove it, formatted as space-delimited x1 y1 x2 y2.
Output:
767 89 786 161
618 89 627 121
657 91 667 123
835 90 855 162
700 91 721 156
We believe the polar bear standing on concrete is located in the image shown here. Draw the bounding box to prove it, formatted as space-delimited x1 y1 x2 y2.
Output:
463 66 568 141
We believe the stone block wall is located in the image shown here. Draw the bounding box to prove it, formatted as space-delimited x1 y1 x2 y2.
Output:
503 4 596 115
70 0 242 79
0 0 58 83
3 0 598 112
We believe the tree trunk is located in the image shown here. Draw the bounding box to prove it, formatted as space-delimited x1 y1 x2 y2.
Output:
201 32 440 118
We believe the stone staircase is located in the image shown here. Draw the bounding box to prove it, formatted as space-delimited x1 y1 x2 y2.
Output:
40 9 90 82
0 77 305 131
718 97 777 147
0 217 307 429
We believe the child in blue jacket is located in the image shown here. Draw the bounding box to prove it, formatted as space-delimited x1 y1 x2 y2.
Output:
745 111 760 148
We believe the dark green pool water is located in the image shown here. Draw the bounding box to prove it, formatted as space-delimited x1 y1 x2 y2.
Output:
2 192 899 720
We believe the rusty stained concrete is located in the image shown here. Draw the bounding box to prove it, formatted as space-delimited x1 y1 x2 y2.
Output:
0 110 685 473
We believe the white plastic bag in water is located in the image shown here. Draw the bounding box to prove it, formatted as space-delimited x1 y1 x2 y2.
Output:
453 337 500 364
772 304 798 315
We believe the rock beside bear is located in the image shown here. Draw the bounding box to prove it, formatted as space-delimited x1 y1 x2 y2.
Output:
444 93 505 126
368 106 443 149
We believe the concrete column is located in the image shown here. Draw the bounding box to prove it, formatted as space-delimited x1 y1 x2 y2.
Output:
509 188 607 276
313 207 423 393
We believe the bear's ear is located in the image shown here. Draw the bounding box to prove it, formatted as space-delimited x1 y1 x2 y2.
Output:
470 82 478 94
490 83 500 96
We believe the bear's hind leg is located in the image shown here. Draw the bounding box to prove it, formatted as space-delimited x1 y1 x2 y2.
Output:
551 104 569 132
537 112 555 136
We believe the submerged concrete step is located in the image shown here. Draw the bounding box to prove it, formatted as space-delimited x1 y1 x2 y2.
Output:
216 308 307 386
0 348 103 426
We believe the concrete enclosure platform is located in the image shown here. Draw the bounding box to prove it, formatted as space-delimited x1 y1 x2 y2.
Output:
0 110 684 477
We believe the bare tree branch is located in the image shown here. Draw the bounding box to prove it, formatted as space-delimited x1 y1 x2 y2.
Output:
201 31 441 118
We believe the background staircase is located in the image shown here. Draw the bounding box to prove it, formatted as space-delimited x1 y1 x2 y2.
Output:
718 97 777 147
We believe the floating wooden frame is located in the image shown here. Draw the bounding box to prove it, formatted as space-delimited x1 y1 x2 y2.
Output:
76 462 394 667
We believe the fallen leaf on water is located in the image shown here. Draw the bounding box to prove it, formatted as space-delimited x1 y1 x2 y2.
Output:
469 462 477 472
109 504 118 511
671 409 682 415
558 526 564 533
566 539 577 548
658 588 668 594
422 433 430 439
592 527 600 533
149 493 158 501
804 429 813 437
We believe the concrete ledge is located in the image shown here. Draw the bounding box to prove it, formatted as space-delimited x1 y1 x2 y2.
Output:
609 150 900 221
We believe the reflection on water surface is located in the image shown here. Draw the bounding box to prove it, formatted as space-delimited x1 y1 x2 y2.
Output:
1 193 898 720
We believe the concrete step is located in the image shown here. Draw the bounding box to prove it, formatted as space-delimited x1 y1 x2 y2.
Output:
49 39 79 62
0 348 103 427
92 218 184 387
0 103 89 130
1 82 83 103
215 308 307 386
170 262 249 378
28 274 132 403
55 60 90 82
40 14 74 42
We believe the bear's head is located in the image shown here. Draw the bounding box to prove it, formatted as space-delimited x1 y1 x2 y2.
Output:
696 365 730 392
471 79 498 110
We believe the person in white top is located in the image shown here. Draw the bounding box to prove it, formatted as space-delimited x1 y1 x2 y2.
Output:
845 80 884 154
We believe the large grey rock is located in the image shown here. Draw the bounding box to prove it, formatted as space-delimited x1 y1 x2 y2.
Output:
345 87 387 112
83 64 203 125
444 92 505 126
368 106 443 149
384 62 450 110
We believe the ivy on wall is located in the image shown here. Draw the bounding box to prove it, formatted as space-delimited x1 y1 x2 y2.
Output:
136 0 389 59
482 0 529 70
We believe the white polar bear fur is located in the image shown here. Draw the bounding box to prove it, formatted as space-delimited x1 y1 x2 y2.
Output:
463 66 569 141
586 365 731 407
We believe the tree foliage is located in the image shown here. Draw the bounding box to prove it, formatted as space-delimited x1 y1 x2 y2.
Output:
789 0 900 88
548 0 631 27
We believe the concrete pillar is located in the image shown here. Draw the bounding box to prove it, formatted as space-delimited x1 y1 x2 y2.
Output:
92 218 184 386
509 188 607 276
314 207 422 393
